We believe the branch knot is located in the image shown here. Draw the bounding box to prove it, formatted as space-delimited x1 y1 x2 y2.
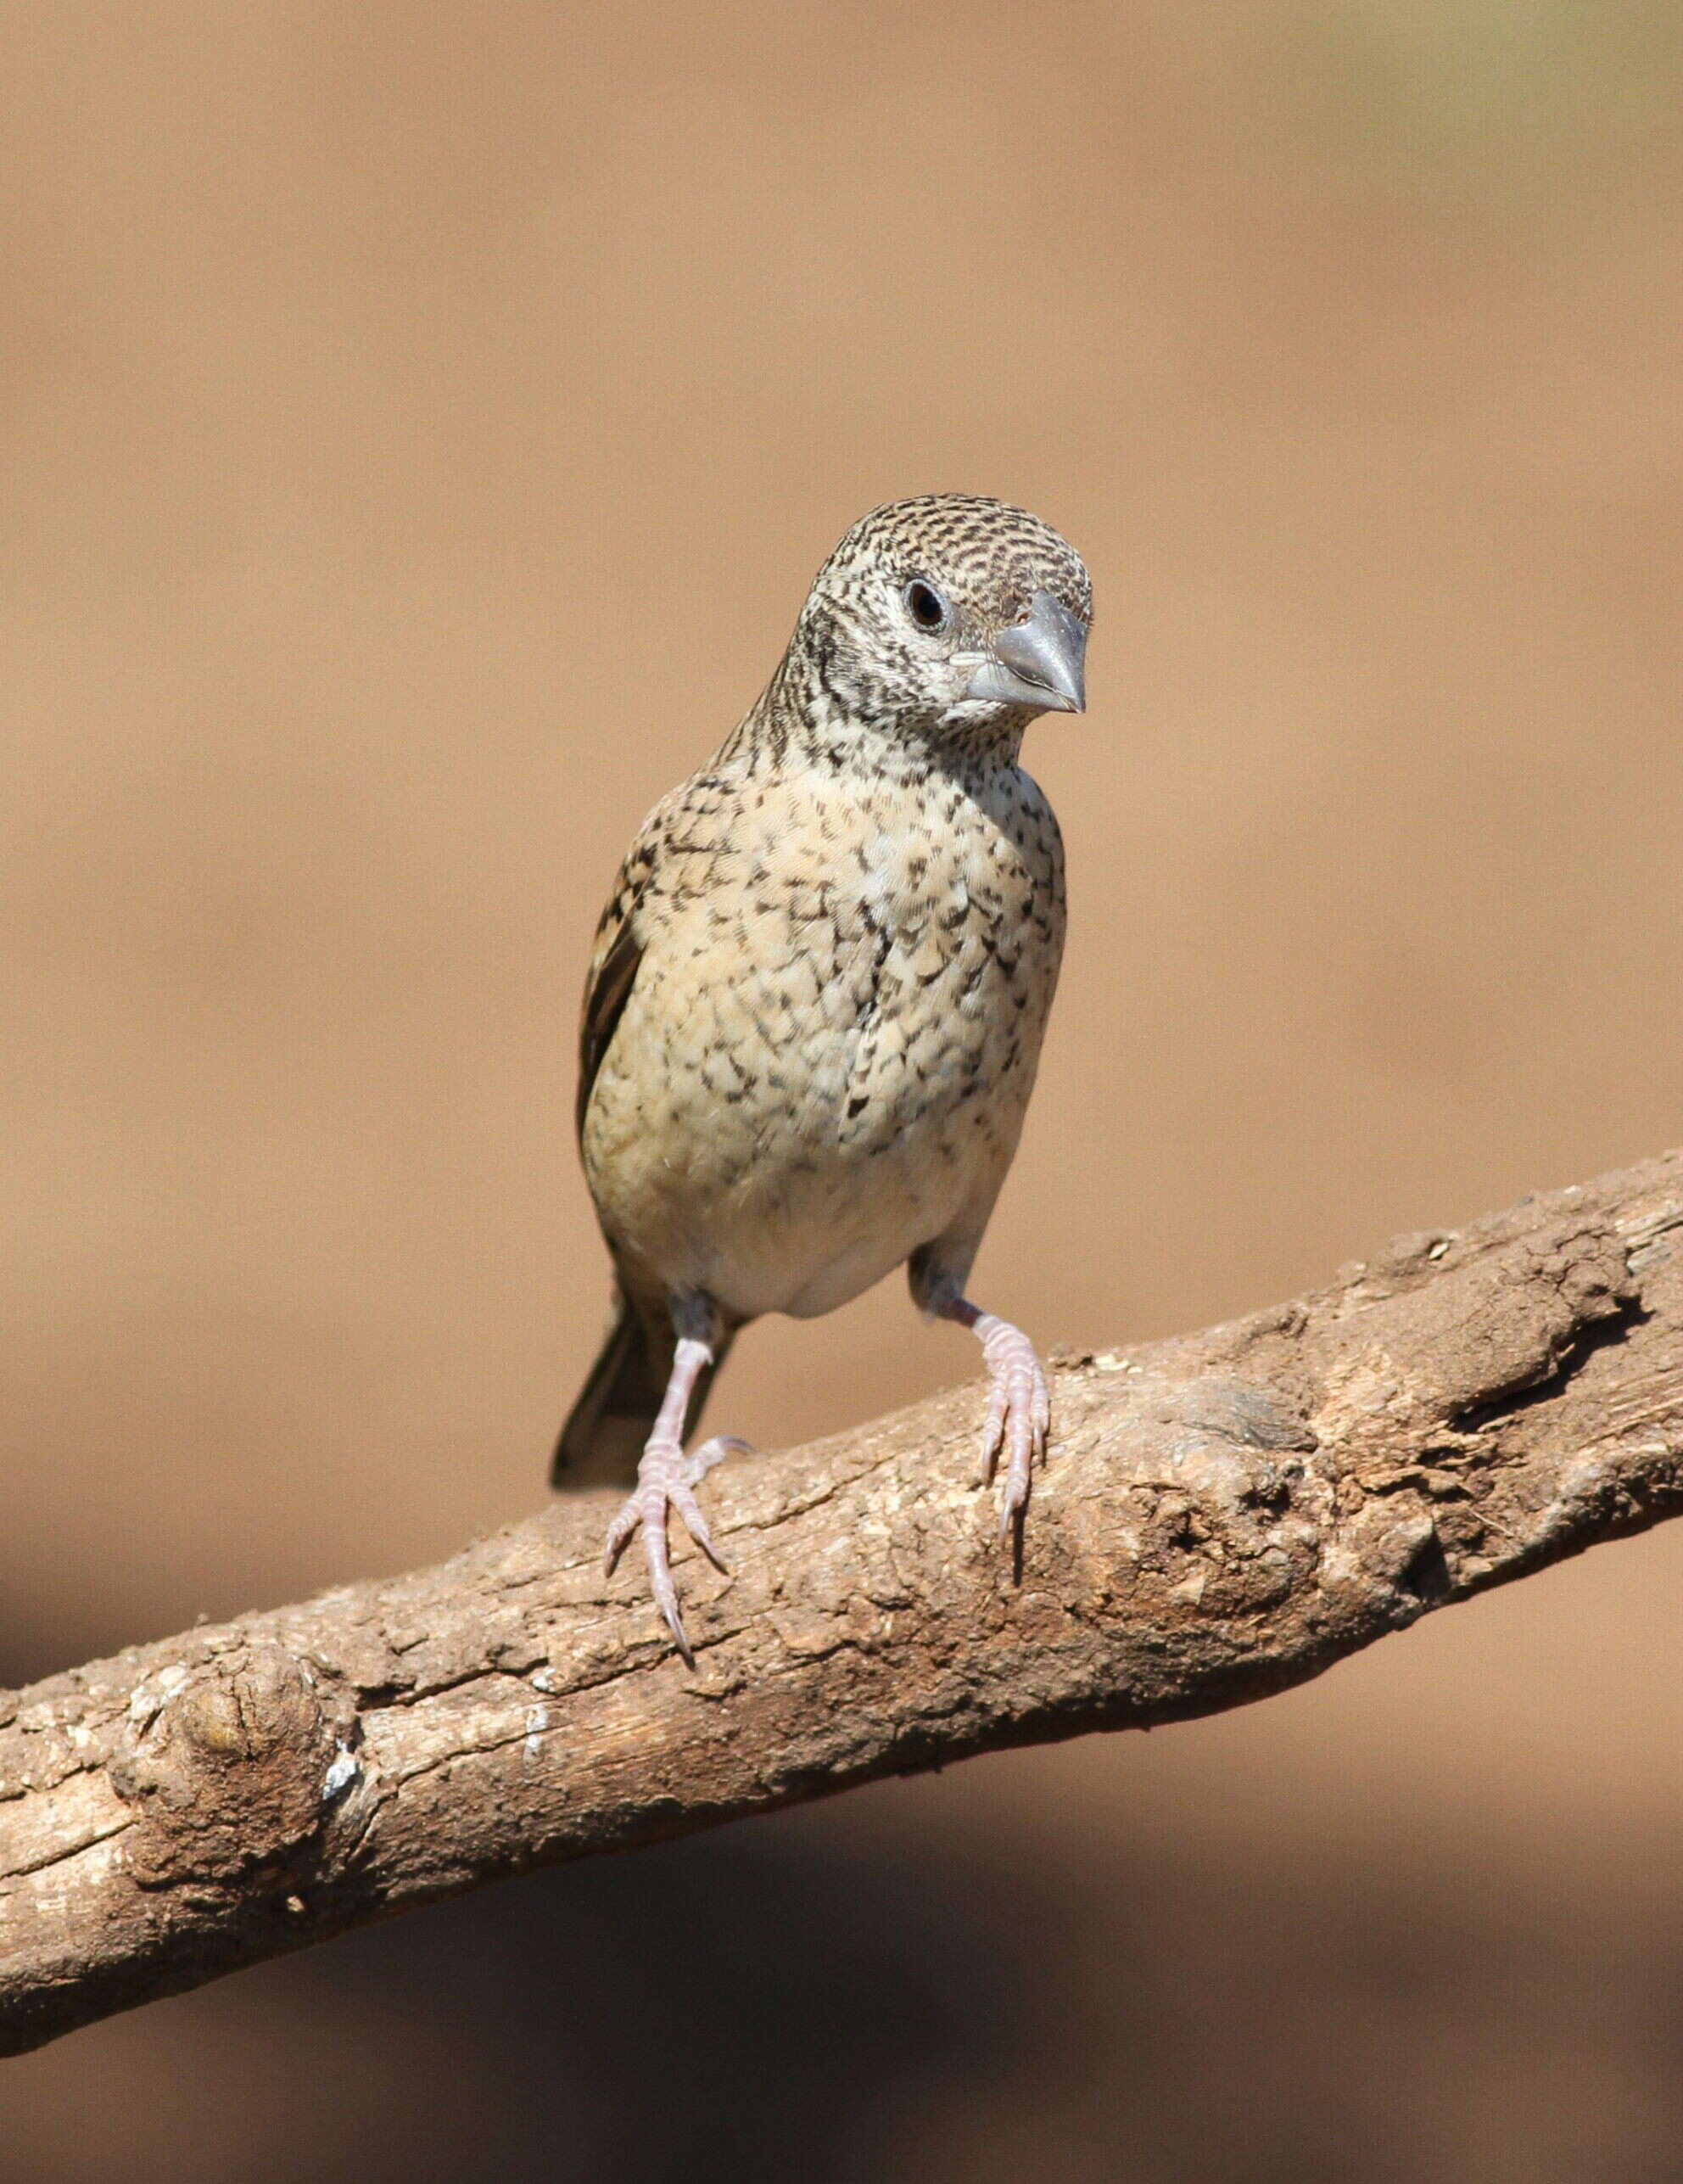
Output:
112 1644 344 1890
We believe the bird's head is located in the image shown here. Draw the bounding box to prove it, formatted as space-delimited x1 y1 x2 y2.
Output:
788 495 1092 753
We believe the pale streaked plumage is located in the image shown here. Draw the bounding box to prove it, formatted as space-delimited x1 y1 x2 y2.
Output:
556 496 1092 1660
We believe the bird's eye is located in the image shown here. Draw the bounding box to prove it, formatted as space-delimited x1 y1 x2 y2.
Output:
903 580 950 633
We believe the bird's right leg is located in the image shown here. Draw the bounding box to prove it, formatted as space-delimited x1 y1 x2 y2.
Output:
602 1293 745 1665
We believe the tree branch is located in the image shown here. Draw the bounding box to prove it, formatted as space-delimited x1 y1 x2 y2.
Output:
4 1152 1682 2054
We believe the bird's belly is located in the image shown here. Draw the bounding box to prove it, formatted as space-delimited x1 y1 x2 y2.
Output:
697 1093 1007 1322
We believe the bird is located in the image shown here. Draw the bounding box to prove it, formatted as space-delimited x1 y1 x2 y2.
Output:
555 494 1091 1662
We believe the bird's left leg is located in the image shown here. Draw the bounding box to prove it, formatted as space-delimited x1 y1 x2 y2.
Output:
602 1292 744 1665
909 1250 1051 1537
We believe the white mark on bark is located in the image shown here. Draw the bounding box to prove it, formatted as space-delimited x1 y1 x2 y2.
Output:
322 1745 359 1802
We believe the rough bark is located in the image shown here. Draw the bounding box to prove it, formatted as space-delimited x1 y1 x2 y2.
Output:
4 1151 1683 2056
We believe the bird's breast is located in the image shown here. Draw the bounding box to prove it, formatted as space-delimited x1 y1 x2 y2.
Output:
583 765 1065 1319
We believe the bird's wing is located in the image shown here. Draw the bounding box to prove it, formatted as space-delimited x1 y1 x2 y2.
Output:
575 826 659 1145
575 769 743 1145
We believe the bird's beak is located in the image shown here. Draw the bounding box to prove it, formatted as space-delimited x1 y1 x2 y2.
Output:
965 591 1088 714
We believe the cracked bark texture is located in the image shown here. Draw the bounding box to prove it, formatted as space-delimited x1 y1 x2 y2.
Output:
4 1151 1682 2055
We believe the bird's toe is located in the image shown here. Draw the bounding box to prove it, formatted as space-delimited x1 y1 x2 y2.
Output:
601 1431 749 1662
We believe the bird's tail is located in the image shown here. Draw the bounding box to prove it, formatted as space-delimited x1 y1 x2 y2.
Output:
551 1291 733 1488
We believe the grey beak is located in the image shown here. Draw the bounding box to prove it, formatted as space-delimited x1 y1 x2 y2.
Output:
966 590 1088 714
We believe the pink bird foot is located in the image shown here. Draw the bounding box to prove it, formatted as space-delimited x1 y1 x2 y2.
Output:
974 1313 1051 1537
604 1433 746 1665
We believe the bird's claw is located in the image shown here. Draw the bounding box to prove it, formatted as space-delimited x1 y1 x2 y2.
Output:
976 1320 1051 1537
603 1434 748 1665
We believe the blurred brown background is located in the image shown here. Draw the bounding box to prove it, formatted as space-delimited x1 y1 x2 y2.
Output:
5 3 1683 2177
